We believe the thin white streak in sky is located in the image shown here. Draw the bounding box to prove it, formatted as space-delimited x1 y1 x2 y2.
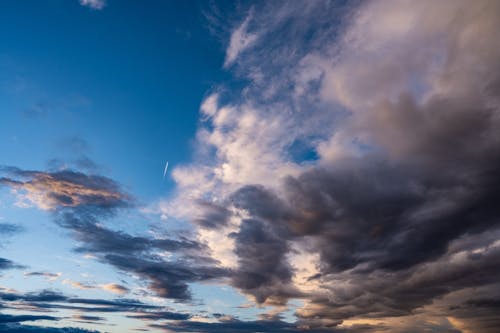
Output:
163 161 169 180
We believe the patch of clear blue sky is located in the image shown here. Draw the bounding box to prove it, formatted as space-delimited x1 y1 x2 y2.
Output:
0 0 236 201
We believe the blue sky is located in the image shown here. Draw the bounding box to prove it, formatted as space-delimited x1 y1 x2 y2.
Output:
1 1 500 333
1 0 229 200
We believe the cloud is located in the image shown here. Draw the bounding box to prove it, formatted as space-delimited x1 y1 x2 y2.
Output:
4 0 500 331
62 279 129 295
159 0 500 330
152 318 336 333
127 311 191 321
0 289 162 314
227 204 300 305
102 254 227 300
224 12 259 67
24 272 61 281
0 258 25 271
0 314 57 323
0 167 129 210
79 0 106 10
100 283 129 295
0 324 100 333
72 315 106 323
1 166 228 302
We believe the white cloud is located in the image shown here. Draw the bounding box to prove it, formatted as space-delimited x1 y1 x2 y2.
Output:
79 0 106 10
224 14 259 67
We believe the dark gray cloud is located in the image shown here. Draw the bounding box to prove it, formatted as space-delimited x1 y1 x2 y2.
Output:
0 257 25 271
127 310 191 321
0 166 227 301
103 254 227 300
193 200 232 228
72 315 105 322
0 289 164 315
24 271 60 280
0 290 67 303
228 215 299 305
152 319 335 333
222 152 500 326
0 314 58 323
0 324 100 333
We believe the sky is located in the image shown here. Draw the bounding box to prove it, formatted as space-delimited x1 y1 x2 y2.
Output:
1 0 500 332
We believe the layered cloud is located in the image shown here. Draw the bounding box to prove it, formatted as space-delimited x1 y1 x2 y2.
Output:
24 271 61 281
0 167 128 210
0 167 226 302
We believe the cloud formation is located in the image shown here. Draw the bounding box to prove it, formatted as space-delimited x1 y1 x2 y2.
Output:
0 258 24 271
0 167 128 210
3 1 500 332
0 166 227 302
24 271 61 281
0 324 100 333
79 0 105 10
158 0 500 331
224 12 259 67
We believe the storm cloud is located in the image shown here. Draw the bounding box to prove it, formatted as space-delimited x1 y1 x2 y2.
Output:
159 0 500 331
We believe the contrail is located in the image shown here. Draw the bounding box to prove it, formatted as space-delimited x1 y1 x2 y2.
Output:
163 161 169 180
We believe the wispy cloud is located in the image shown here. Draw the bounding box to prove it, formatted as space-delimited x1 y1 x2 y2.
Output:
0 223 23 235
63 279 129 295
224 12 259 67
79 0 106 10
100 283 129 295
0 257 25 271
24 271 61 281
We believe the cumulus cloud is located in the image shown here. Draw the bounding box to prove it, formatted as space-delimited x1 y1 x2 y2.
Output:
158 0 500 331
